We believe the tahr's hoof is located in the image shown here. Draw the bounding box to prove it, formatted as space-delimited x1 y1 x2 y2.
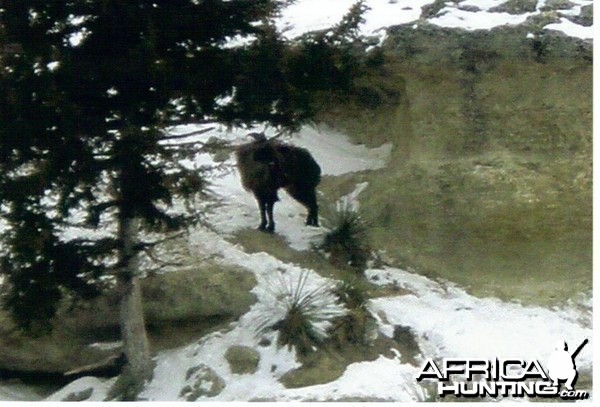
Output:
258 224 275 233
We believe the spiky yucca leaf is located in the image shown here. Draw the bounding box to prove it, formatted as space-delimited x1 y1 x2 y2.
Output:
321 199 370 270
256 270 347 355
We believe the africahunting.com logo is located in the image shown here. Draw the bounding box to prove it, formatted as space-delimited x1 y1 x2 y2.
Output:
416 338 590 400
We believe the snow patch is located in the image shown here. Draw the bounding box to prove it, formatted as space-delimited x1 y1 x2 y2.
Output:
289 127 392 176
138 228 426 401
338 181 369 211
0 383 44 402
429 7 533 31
277 1 437 40
45 377 115 402
275 0 593 41
544 17 594 39
281 355 425 401
367 267 593 374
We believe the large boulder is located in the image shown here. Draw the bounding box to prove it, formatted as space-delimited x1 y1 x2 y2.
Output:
69 263 257 331
0 262 256 375
224 346 260 374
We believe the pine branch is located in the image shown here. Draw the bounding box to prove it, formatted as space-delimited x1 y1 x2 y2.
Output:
160 119 215 127
144 248 185 269
161 139 211 148
65 237 120 255
159 126 215 141
133 230 187 251
164 135 232 150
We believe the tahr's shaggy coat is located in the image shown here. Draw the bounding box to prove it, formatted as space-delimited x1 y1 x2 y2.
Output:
236 133 321 233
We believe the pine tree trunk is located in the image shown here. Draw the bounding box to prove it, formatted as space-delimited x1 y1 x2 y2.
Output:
109 216 154 400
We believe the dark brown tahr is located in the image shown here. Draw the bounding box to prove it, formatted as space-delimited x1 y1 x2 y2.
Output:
236 133 321 233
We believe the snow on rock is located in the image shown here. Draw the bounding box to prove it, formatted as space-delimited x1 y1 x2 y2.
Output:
274 0 594 41
289 127 392 176
544 17 594 39
138 227 425 402
187 227 337 307
338 181 370 211
140 228 312 400
280 355 426 402
0 383 44 402
41 242 592 402
45 376 115 402
142 326 296 401
276 0 358 38
142 226 590 402
1 0 593 402
367 267 593 374
143 227 587 401
276 0 433 40
428 6 533 31
35 119 591 401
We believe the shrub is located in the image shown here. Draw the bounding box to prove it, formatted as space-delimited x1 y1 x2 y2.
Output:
333 276 369 310
329 277 377 347
320 200 370 270
256 270 346 355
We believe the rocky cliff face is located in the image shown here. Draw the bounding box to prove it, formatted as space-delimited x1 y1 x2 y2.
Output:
0 262 256 376
318 22 592 303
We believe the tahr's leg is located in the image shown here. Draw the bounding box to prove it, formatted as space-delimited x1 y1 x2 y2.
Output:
306 188 319 227
285 185 320 227
256 195 267 231
266 198 276 233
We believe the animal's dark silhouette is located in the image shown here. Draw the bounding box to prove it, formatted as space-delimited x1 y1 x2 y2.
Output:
236 133 321 233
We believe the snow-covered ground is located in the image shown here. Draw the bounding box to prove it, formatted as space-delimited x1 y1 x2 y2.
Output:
33 123 592 402
187 124 391 251
0 382 44 402
1 0 593 402
368 267 592 372
277 0 594 41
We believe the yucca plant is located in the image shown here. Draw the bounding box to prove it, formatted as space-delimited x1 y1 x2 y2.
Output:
330 277 377 347
321 199 370 270
333 276 370 311
256 270 347 355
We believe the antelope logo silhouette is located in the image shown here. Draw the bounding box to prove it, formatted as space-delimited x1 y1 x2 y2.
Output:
546 338 588 390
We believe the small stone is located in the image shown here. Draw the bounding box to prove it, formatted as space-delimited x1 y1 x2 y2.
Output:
459 5 481 12
258 337 272 347
180 364 226 400
62 387 94 402
225 345 261 375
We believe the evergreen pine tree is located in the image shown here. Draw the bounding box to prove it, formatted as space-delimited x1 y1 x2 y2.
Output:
0 0 370 399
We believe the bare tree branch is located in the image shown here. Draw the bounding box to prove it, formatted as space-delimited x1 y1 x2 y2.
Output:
160 126 215 141
134 230 187 251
